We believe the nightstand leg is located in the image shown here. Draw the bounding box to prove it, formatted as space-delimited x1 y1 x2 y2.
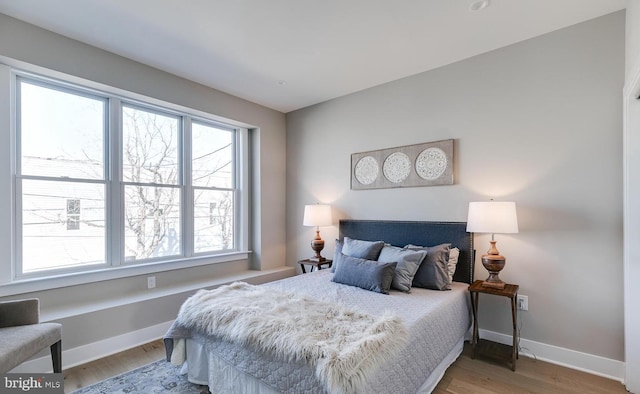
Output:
471 292 479 359
511 295 518 371
300 264 307 274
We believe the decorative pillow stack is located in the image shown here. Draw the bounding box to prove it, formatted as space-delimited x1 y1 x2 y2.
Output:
331 237 460 294
332 237 391 293
331 237 384 272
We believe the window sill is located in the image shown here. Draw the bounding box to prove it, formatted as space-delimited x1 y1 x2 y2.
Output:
0 251 251 297
39 266 295 322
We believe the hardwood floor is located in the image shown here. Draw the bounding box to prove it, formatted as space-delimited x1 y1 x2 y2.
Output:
63 340 627 393
63 340 166 393
434 344 627 394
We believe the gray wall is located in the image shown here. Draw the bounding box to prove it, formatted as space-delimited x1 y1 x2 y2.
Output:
627 1 640 79
0 13 288 351
625 1 640 391
286 12 625 361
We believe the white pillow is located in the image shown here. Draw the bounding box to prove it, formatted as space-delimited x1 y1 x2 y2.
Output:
447 247 460 284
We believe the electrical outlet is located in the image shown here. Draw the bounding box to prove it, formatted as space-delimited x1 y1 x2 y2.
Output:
517 294 528 311
147 276 156 289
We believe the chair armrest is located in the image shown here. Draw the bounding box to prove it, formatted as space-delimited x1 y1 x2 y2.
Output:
0 298 40 328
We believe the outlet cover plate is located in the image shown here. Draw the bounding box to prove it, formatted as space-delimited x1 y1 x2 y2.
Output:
517 294 528 311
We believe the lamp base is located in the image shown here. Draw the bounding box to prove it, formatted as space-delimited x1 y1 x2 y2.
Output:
308 256 327 262
482 278 506 289
481 253 506 289
310 231 325 262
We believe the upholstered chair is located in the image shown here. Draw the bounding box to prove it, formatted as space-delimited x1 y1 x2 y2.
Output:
0 298 62 373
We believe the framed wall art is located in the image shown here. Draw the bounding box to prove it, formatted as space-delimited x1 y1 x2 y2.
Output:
351 139 454 190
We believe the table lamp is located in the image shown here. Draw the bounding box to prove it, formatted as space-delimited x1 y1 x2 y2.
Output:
303 204 332 262
466 201 519 289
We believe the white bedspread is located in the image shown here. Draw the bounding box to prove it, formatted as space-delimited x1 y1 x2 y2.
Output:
174 281 406 393
183 270 471 394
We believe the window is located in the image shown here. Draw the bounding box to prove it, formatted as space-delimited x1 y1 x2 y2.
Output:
66 199 81 230
122 105 181 261
192 122 235 253
18 79 107 274
13 72 247 280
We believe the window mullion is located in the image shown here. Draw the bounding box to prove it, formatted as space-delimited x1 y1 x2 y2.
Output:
10 71 23 282
12 178 23 281
237 128 249 252
183 116 194 258
109 98 123 267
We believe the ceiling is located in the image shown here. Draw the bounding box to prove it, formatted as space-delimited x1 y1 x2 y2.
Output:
0 0 626 113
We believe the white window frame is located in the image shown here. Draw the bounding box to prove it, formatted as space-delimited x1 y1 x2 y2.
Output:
190 117 239 257
119 101 184 265
14 76 110 278
0 61 251 296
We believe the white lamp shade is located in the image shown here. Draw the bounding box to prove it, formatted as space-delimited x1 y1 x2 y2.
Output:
303 204 332 227
466 201 519 234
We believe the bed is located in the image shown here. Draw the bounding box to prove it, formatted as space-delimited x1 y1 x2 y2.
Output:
165 220 475 394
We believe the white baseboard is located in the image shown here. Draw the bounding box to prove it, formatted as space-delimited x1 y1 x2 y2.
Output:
10 320 174 373
479 329 625 383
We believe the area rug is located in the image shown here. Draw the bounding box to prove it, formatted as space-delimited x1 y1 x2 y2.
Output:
69 359 210 394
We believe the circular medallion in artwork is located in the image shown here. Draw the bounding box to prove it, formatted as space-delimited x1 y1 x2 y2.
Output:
354 156 379 185
416 147 447 180
383 152 411 183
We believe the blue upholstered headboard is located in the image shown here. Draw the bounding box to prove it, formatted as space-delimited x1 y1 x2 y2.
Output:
339 220 475 284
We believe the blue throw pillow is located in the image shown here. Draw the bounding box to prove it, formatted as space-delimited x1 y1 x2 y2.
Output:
378 245 426 292
342 237 384 260
332 255 397 294
332 237 384 273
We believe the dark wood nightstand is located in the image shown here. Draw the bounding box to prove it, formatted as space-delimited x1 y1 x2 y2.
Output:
468 279 519 371
297 258 333 273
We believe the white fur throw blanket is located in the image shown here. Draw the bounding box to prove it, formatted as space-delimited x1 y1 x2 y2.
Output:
175 281 407 394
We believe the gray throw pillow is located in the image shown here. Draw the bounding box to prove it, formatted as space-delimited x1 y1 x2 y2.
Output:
330 239 344 272
407 243 451 291
342 237 384 260
332 254 397 294
378 245 426 292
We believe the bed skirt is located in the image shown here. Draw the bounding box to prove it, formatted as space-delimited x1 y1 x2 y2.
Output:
183 335 467 394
